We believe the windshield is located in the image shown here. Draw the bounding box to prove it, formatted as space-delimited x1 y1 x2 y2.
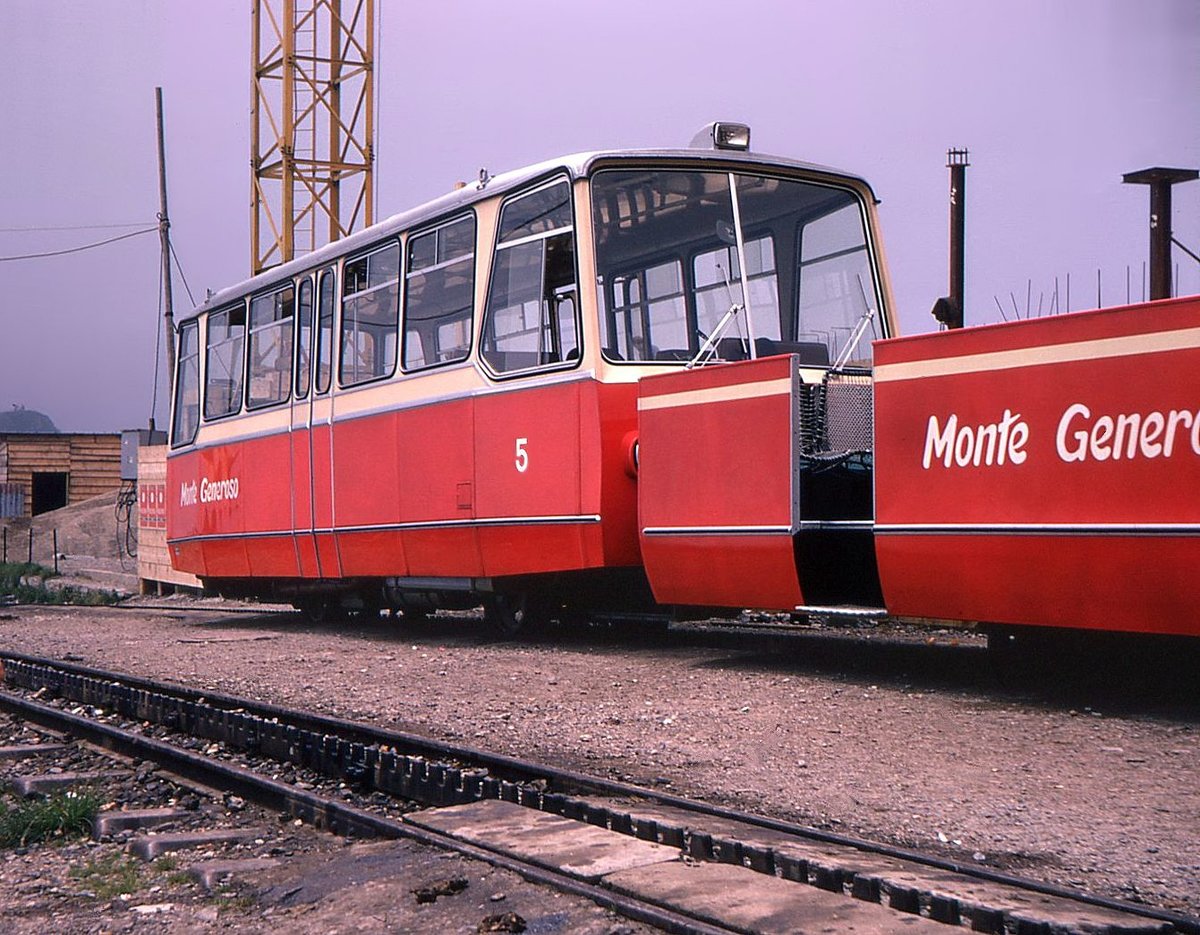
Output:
591 168 881 367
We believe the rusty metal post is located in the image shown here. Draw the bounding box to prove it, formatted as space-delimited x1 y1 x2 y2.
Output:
1122 167 1198 301
945 150 964 328
932 149 969 329
947 149 968 327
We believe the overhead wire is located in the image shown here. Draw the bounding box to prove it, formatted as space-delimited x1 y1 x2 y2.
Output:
0 226 157 262
169 240 197 307
0 222 151 233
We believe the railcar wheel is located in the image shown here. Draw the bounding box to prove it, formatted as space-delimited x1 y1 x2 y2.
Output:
484 592 549 638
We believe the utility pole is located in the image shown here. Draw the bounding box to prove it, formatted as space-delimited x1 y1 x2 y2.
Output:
1122 166 1198 301
155 87 176 387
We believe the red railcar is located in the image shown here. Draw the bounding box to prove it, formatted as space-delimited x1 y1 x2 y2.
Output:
167 126 897 627
167 126 1199 639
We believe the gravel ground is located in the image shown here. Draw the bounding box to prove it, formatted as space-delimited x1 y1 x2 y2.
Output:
0 600 1197 926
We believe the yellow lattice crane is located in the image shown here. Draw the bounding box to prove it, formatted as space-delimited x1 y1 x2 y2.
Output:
251 0 375 275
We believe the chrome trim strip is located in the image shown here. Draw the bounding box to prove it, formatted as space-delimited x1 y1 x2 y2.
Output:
169 513 602 545
641 524 792 537
640 520 872 536
874 523 1200 537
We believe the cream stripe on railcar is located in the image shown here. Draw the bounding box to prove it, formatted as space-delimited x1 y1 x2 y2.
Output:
637 377 792 411
875 327 1200 384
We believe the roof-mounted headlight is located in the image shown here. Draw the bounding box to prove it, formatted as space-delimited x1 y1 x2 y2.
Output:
690 121 751 152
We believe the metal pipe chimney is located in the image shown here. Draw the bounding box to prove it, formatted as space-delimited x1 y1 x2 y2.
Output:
932 148 969 329
1122 167 1198 301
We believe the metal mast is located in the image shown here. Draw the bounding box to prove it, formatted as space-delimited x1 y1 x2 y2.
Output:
251 0 375 275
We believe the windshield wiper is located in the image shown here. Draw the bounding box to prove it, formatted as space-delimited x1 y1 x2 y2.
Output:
687 262 745 369
830 273 876 371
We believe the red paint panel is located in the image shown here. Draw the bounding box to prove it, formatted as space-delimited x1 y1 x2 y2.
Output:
289 401 320 578
397 399 474 523
477 523 601 577
878 534 1200 636
595 382 640 566
314 533 340 575
874 295 1200 634
640 534 802 609
336 529 407 577
638 356 801 608
403 527 482 577
310 422 337 566
294 534 319 578
244 536 299 578
332 413 402 528
474 382 582 520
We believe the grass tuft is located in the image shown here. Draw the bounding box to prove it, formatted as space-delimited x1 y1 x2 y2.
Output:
0 561 122 606
0 789 102 847
69 851 144 899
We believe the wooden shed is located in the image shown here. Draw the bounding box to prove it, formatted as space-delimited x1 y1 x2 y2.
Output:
0 433 122 518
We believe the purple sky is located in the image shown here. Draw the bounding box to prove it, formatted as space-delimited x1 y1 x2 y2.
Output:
2 0 1197 432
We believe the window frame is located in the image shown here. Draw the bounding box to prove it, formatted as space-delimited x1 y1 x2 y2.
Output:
245 283 296 412
338 239 402 389
294 274 315 400
315 266 336 395
202 301 248 422
170 319 202 448
590 166 883 367
479 174 583 381
401 210 477 374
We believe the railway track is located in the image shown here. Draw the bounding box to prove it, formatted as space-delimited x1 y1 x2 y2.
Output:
0 651 1193 934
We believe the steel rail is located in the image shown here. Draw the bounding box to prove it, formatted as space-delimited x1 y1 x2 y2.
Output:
2 650 1195 935
0 687 733 935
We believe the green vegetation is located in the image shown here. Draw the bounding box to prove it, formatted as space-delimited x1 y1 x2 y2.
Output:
0 789 102 847
0 561 122 606
69 851 143 899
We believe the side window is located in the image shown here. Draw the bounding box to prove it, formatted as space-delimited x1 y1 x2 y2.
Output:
481 179 579 375
247 285 295 410
171 321 201 446
340 242 400 386
295 277 314 399
403 214 475 370
204 304 246 419
315 268 335 394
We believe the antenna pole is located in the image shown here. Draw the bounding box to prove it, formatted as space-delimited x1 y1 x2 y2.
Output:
156 87 177 385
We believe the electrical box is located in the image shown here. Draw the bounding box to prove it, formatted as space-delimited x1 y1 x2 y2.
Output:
120 428 167 482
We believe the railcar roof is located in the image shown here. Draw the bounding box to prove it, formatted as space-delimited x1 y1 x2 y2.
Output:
186 148 877 321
